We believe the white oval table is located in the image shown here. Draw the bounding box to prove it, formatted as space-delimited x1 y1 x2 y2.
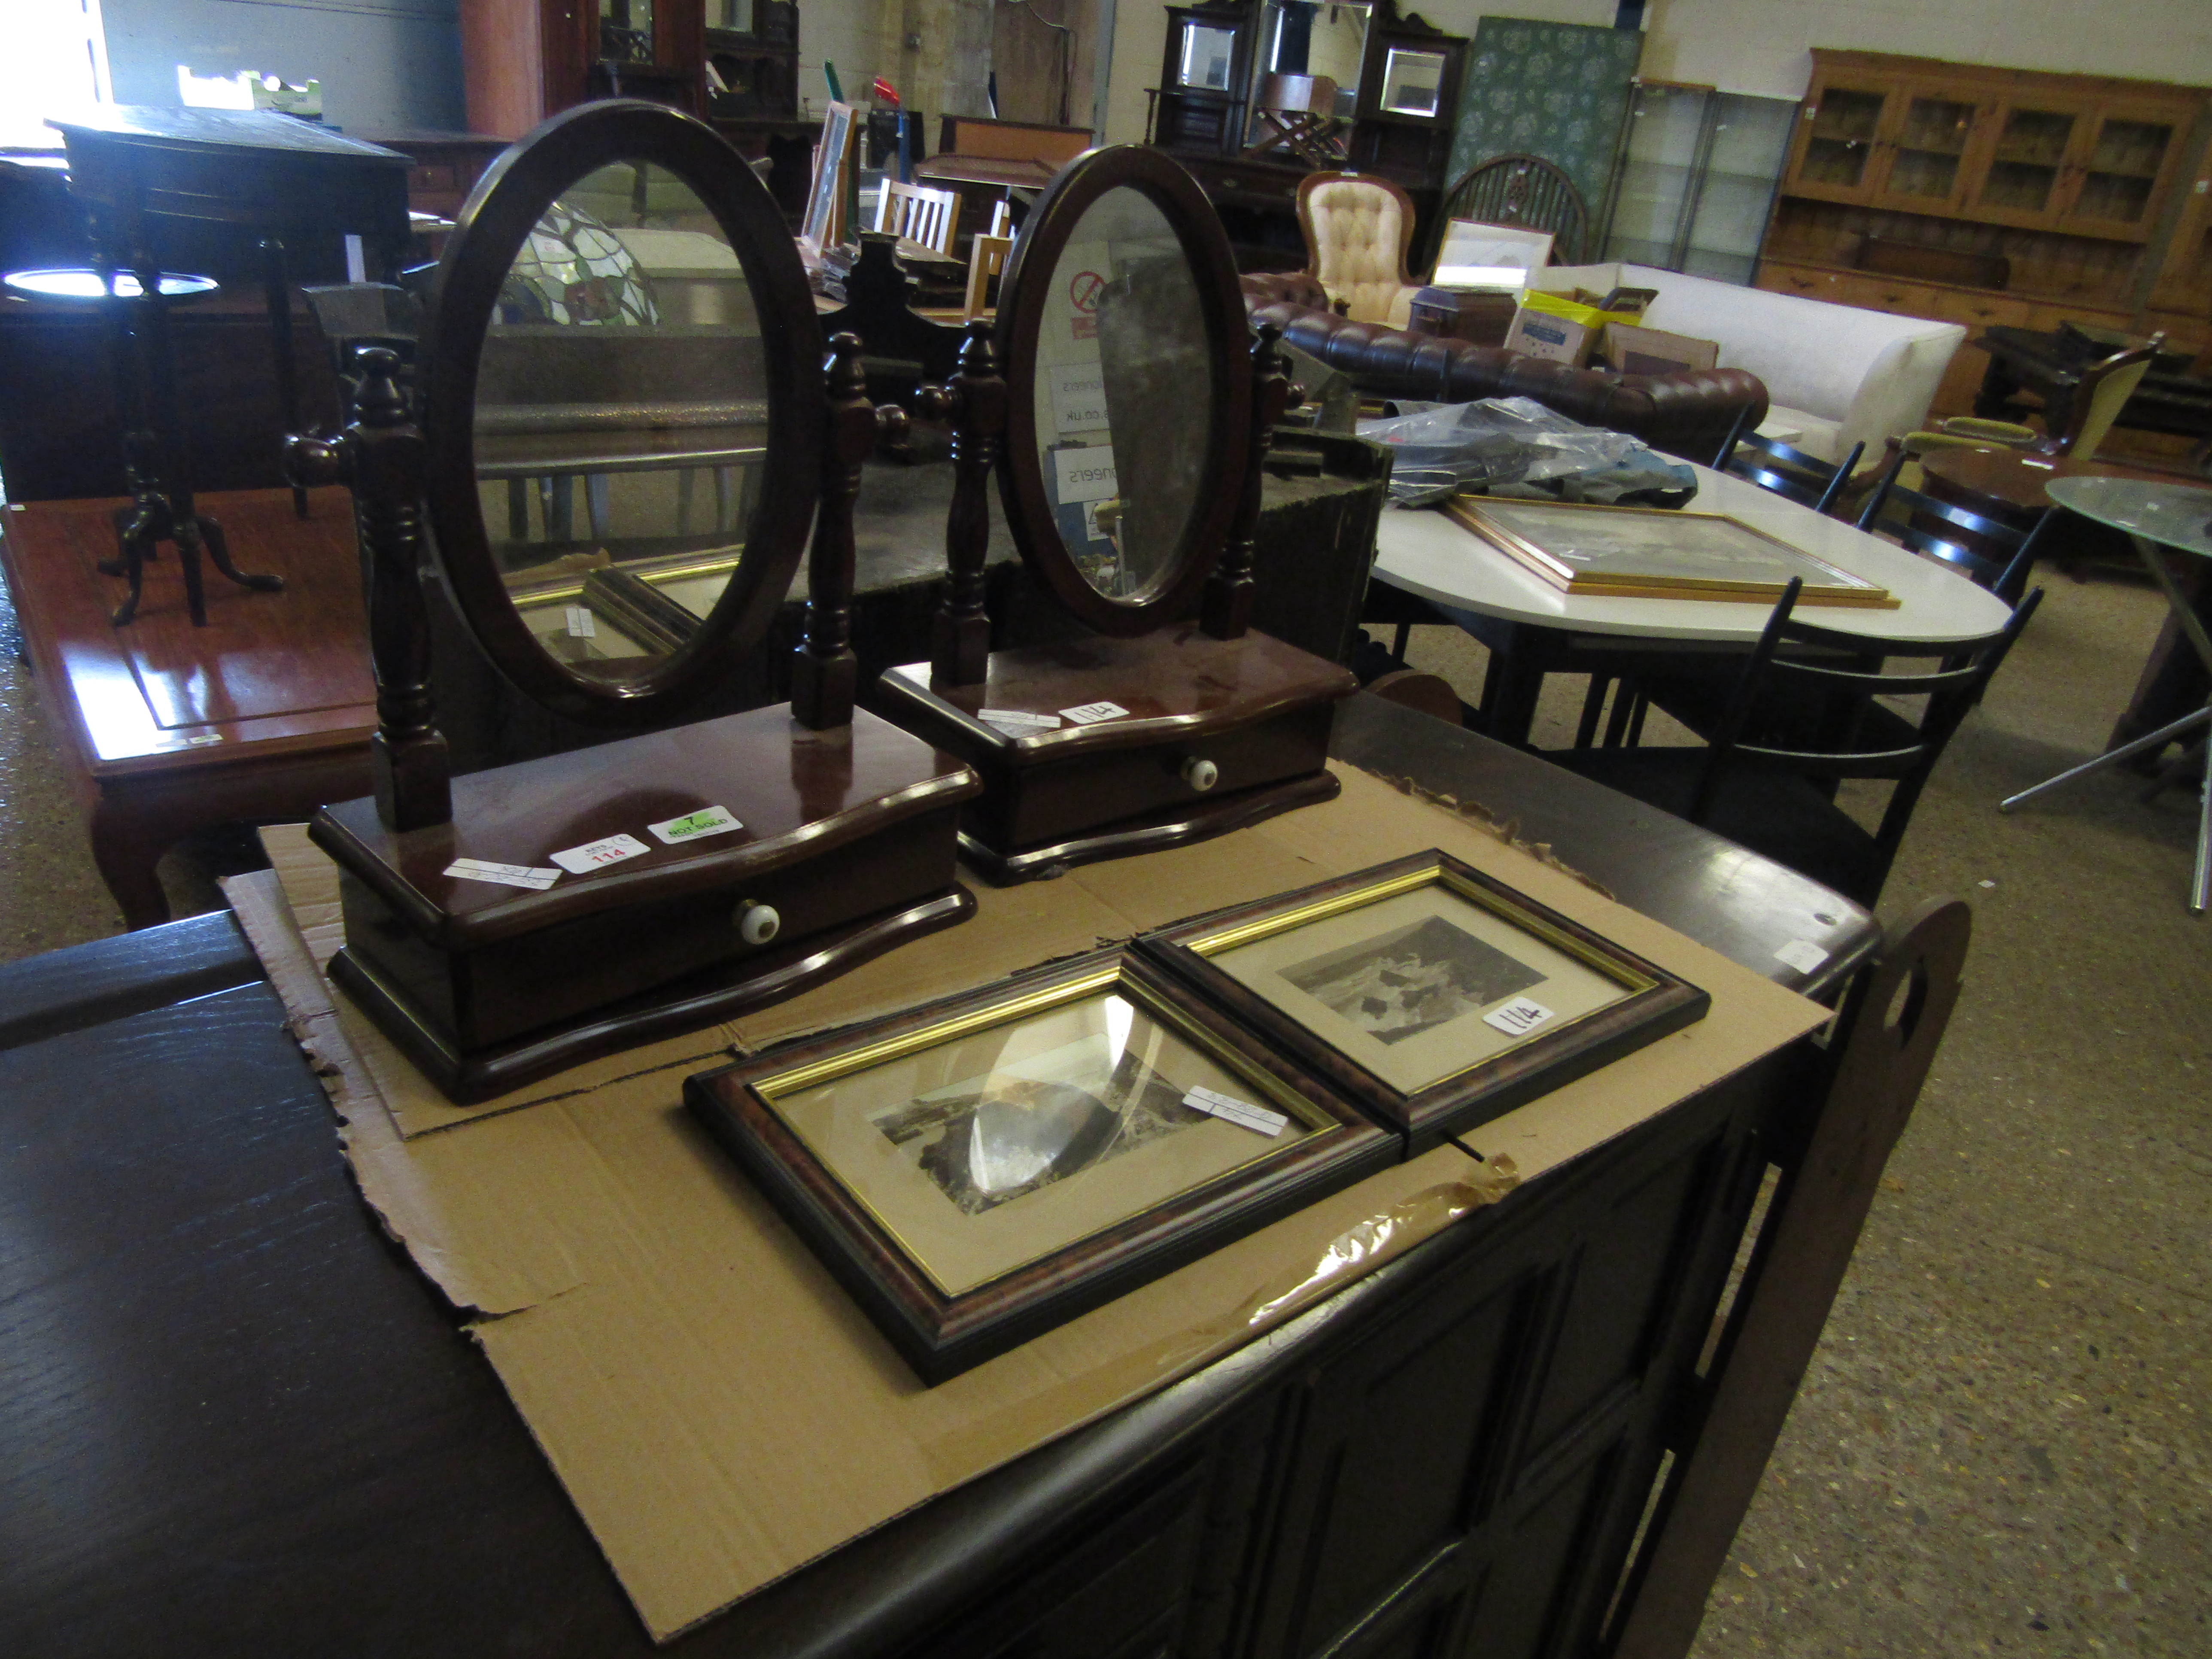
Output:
1370 463 2017 744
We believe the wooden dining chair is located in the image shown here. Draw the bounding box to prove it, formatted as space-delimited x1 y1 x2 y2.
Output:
1855 452 2055 605
1712 405 1865 517
1555 577 2045 907
873 179 961 257
964 232 1012 320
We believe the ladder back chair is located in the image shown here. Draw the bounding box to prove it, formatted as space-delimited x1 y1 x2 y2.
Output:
1712 404 1865 517
1557 577 2045 907
873 179 961 257
1856 453 2054 605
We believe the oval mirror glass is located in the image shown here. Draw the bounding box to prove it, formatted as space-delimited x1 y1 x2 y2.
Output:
475 162 763 683
998 148 1248 635
1030 186 1211 602
425 103 820 723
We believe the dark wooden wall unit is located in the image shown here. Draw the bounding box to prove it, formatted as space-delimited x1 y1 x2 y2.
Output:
1 699 1958 1659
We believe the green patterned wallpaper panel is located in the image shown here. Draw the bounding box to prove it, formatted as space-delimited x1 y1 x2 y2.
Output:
1447 19 1644 225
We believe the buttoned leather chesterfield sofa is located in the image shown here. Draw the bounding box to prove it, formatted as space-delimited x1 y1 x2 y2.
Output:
1243 272 1767 465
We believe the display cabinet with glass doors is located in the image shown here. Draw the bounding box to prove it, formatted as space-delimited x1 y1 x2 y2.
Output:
1598 81 1796 284
1756 50 2212 383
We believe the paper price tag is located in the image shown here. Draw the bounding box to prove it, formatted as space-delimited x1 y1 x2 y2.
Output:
1060 700 1129 726
549 833 650 874
444 857 560 891
565 605 596 639
1774 938 1829 974
1182 1085 1288 1137
1483 997 1555 1037
979 708 1060 733
647 805 744 845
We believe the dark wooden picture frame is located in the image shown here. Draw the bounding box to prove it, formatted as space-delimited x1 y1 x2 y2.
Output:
686 945 1395 1383
1139 850 1711 1151
421 99 826 724
994 143 1253 638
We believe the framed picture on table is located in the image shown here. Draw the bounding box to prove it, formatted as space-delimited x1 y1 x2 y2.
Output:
686 945 1395 1384
1139 851 1710 1151
1444 496 1899 607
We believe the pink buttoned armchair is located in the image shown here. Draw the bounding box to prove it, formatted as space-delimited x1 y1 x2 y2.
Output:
1294 171 1422 331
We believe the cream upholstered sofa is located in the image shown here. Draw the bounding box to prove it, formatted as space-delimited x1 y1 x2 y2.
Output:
1296 172 1422 331
1613 263 1964 467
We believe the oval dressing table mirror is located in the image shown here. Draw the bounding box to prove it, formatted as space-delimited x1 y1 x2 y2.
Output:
292 102 979 1101
870 145 1356 884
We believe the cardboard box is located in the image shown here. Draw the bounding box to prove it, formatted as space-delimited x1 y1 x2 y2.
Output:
1601 321 1720 377
1505 264 1653 367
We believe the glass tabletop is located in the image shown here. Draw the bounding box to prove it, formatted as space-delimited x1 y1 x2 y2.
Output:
2046 475 2212 557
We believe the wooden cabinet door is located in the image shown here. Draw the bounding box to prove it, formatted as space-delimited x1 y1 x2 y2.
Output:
1963 94 2096 230
1755 261 1851 303
1869 82 1983 215
2147 171 2212 318
2054 100 2194 242
1784 76 1896 205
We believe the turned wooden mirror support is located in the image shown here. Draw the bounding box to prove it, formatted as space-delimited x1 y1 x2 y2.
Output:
791 332 882 730
920 321 1008 687
286 344 452 832
1200 322 1295 641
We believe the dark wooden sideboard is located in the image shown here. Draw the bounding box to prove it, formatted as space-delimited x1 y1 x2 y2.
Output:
0 697 1961 1659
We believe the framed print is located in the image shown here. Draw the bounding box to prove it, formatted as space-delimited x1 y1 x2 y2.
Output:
686 947 1395 1383
800 100 856 251
1140 851 1710 1150
1444 496 1899 608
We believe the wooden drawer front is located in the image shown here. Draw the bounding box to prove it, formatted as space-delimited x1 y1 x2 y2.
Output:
983 701 1339 853
1923 290 2033 331
407 162 457 195
1519 1133 1723 1457
1830 271 1944 318
1755 262 1849 302
911 1465 1212 1659
342 800 963 1047
1252 1269 1532 1658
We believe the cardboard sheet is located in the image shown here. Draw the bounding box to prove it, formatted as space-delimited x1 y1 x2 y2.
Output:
230 764 1828 1641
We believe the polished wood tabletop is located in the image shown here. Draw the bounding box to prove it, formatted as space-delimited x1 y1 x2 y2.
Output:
1919 445 2181 520
0 487 377 927
0 694 1878 1659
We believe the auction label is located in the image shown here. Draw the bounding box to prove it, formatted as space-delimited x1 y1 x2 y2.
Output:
1483 996 1556 1037
1182 1085 1288 1137
549 833 651 874
647 805 744 845
444 857 560 891
1060 700 1129 725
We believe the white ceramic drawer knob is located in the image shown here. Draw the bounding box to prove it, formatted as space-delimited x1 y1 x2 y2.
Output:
736 902 781 946
1181 757 1219 793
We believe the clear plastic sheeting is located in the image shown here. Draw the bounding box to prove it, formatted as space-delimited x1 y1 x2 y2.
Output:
1357 397 1698 508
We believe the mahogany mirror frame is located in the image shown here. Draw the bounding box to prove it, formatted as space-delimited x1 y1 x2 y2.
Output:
419 100 825 725
994 145 1254 639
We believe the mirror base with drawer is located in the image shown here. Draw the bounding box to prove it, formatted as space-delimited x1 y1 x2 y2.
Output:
315 704 977 1101
872 629 1350 884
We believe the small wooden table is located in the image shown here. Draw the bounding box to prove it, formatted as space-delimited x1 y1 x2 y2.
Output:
0 486 374 927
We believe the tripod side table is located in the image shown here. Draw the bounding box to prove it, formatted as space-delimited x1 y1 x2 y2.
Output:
1999 475 2212 913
